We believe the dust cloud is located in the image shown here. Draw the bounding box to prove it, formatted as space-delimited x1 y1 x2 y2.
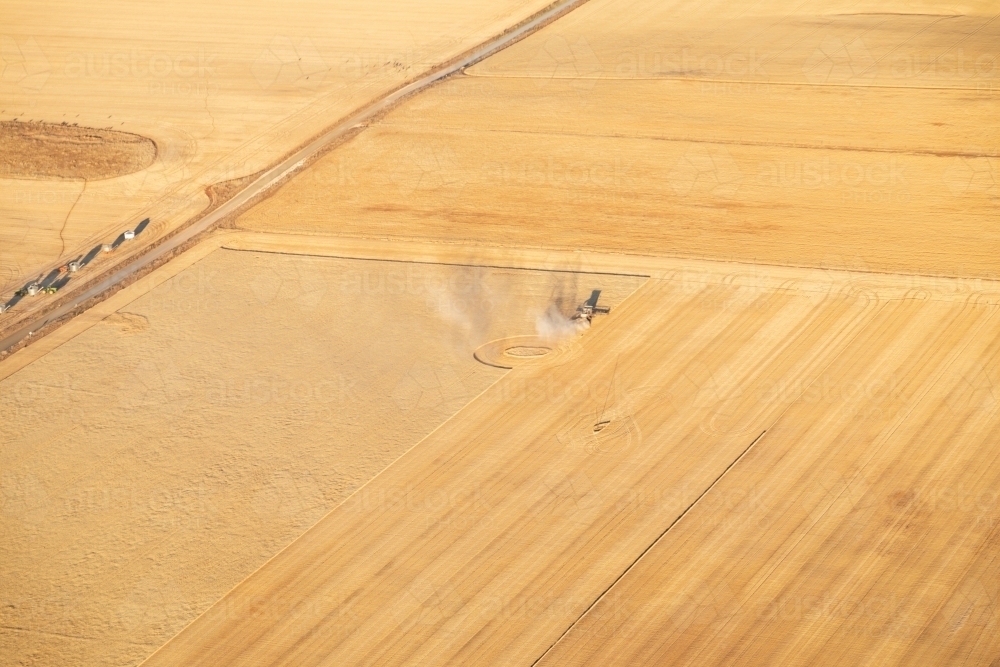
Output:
535 272 588 341
536 304 589 340
427 266 496 353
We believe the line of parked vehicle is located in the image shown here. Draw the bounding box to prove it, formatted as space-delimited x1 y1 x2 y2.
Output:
0 218 150 314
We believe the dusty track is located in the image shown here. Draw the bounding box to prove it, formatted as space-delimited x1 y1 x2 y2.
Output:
0 0 589 356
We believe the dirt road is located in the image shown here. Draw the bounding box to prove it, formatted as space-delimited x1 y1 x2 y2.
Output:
0 0 589 355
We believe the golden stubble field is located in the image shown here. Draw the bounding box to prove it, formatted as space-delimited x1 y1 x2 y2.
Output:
0 0 555 296
0 238 644 666
238 0 999 279
166 1 995 663
138 256 1000 666
537 290 1000 666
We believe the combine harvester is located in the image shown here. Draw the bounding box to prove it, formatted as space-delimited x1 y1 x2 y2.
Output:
571 289 611 324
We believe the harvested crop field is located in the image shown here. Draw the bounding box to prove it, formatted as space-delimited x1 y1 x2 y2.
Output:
0 240 644 666
138 255 1000 667
238 0 1000 279
3 0 999 666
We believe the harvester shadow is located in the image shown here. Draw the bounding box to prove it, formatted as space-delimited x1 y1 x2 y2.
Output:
40 268 61 288
82 245 102 266
8 276 42 306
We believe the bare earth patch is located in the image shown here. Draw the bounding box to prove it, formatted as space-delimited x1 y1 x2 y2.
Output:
101 312 150 334
0 120 156 180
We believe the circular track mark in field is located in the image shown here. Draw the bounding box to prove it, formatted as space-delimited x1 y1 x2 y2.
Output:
0 120 157 180
474 335 553 369
505 345 550 358
558 412 642 456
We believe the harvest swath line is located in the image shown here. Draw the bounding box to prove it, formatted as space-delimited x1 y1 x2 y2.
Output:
0 0 590 356
454 125 997 159
466 71 1000 92
530 429 769 667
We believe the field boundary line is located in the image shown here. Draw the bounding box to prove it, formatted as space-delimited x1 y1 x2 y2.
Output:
0 234 231 383
463 71 1000 94
5 228 1000 379
530 429 769 666
223 231 1000 301
433 124 1000 159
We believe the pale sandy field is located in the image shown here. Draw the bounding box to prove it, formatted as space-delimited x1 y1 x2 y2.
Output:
0 241 644 666
238 0 999 278
0 0 554 295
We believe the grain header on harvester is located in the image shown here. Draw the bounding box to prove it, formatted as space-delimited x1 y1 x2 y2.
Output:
571 289 611 323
